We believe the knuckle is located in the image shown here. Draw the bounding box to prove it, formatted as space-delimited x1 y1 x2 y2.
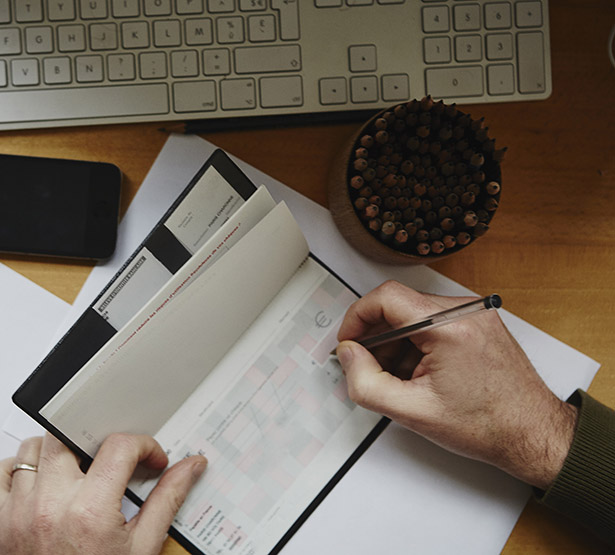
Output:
19 436 42 451
104 432 139 452
346 376 372 408
377 279 402 296
100 433 145 465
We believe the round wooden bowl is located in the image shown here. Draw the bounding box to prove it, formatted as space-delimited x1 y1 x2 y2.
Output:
328 99 502 265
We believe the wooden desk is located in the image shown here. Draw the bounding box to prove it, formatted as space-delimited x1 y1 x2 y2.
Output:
1 1 613 553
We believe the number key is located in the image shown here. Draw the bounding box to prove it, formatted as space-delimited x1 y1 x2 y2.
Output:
422 6 449 33
455 34 482 62
454 3 480 32
486 33 513 60
423 36 451 64
484 2 512 29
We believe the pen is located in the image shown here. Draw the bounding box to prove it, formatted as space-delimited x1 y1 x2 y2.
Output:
157 109 377 134
331 294 502 354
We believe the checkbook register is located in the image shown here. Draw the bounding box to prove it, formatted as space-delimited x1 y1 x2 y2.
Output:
0 0 551 130
13 148 388 555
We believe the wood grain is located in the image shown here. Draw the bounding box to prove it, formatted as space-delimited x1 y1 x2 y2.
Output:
0 1 613 552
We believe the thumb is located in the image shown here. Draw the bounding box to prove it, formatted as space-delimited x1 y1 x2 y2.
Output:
337 341 403 413
132 455 207 552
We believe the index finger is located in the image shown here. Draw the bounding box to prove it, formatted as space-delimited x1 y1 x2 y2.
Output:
338 281 443 341
81 434 168 506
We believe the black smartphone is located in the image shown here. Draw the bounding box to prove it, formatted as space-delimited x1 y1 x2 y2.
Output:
0 153 122 260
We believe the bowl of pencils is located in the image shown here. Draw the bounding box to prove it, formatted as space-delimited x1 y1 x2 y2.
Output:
328 97 505 264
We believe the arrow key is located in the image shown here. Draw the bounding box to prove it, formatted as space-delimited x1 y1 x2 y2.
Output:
319 77 347 105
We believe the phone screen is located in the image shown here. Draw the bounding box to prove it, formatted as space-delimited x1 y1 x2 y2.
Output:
0 154 121 259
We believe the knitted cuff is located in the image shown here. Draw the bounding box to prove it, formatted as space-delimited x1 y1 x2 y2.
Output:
537 389 615 546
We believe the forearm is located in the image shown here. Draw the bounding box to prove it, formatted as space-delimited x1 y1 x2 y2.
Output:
536 390 615 547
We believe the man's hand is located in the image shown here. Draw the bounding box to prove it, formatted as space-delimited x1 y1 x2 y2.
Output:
0 432 207 554
336 280 578 489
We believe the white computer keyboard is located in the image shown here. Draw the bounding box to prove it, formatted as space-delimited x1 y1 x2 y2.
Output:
0 0 551 130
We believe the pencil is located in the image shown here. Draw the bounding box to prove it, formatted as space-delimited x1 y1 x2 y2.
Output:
330 294 501 354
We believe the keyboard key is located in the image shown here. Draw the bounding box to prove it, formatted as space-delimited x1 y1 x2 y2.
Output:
425 65 483 97
185 18 213 45
248 14 276 42
48 0 76 21
486 33 513 60
107 53 136 80
422 6 449 33
173 80 216 111
234 44 300 73
319 77 347 105
0 29 21 55
90 23 118 50
171 49 199 77
203 48 230 74
349 44 377 72
453 4 480 32
11 59 40 85
76 54 103 81
0 84 169 123
271 0 299 41
79 0 107 19
208 0 234 13
259 75 302 107
43 56 72 83
487 63 514 95
381 73 409 101
139 51 167 78
314 0 342 6
217 16 244 44
423 36 451 64
112 0 140 17
239 0 266 10
350 75 378 103
57 24 86 51
16 0 43 22
220 77 256 109
515 1 542 28
176 0 203 14
0 61 7 86
455 34 482 62
121 21 150 48
0 0 9 23
484 2 511 29
26 26 54 53
153 20 181 47
517 31 545 93
144 0 171 16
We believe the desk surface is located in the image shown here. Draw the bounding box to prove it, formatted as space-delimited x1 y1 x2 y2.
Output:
1 1 614 553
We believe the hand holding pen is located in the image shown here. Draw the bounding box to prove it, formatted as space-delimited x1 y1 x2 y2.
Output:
332 293 501 353
335 281 578 491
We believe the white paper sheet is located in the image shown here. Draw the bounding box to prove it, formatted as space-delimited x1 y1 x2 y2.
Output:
3 134 600 554
0 264 70 459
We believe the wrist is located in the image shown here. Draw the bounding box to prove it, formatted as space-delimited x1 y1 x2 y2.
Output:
498 395 579 490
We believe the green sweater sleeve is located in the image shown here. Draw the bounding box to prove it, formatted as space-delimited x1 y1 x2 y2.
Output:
537 389 615 546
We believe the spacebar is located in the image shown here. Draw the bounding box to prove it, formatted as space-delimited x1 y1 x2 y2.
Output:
0 84 169 123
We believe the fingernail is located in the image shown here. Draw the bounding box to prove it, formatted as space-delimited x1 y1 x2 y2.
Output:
337 343 354 369
192 457 208 479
